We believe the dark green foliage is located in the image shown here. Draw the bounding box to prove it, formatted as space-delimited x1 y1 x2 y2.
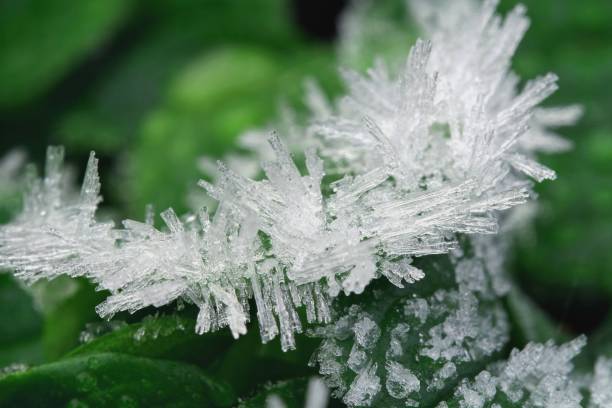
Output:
0 0 135 110
0 353 235 408
0 275 43 367
0 0 611 406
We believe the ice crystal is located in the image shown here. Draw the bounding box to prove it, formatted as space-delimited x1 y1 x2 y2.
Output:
309 246 510 406
0 147 115 283
590 357 612 408
265 377 329 408
0 0 579 355
385 361 420 399
449 336 586 407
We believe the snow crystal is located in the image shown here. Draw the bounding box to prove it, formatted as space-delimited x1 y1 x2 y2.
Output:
590 357 612 408
353 315 380 349
344 363 381 407
385 361 420 399
347 343 369 373
404 298 429 324
451 336 587 407
386 323 411 360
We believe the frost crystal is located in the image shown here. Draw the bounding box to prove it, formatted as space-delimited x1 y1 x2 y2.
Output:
344 363 381 407
0 147 115 283
385 361 420 399
0 0 578 354
265 377 329 408
590 357 612 408
309 245 510 406
450 336 587 407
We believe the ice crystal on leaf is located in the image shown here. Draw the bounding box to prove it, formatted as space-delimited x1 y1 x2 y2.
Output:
447 336 587 407
308 246 511 406
0 0 581 359
265 377 329 408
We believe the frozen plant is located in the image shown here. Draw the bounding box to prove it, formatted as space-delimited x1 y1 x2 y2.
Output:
0 0 582 358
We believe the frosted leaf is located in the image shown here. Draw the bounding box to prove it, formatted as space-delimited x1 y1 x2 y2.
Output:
448 336 587 407
310 249 510 406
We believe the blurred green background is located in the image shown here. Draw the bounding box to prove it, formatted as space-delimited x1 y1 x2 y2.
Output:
0 0 611 405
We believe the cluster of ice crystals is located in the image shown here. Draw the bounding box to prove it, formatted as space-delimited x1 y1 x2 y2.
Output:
408 0 582 157
0 0 578 353
0 147 115 283
309 244 510 406
448 336 586 407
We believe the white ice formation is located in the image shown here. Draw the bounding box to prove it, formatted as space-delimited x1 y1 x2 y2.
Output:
0 0 581 355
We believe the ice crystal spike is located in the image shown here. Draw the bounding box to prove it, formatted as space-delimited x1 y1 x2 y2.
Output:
0 147 114 283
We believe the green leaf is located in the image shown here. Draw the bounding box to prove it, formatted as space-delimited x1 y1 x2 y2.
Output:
0 274 43 366
579 310 612 367
504 286 569 346
55 0 303 155
310 249 511 407
68 312 318 397
0 0 135 110
39 279 107 361
0 352 236 407
67 314 232 367
209 320 319 397
508 0 612 300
